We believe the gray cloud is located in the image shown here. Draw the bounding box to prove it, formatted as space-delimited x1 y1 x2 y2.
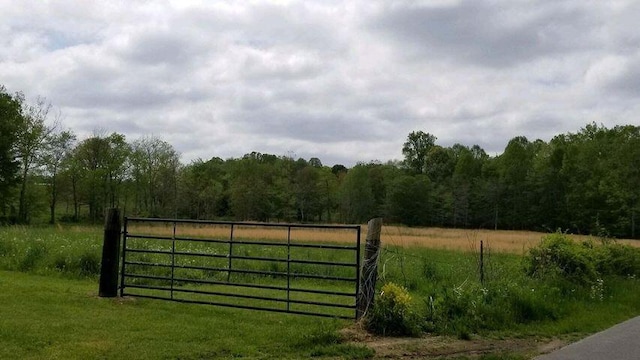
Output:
0 0 638 167
371 0 599 67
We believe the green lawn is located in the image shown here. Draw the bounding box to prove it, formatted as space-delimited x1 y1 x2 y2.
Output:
0 271 371 360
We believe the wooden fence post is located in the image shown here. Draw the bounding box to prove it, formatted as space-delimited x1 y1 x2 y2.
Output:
479 240 484 285
99 208 121 297
356 217 383 320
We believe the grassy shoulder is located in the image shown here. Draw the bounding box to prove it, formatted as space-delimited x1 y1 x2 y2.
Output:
369 232 640 340
0 271 372 360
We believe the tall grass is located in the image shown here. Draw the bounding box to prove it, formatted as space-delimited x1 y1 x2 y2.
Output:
0 226 103 278
372 232 640 337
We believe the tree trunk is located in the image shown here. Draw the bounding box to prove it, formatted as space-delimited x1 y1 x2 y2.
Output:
72 175 79 222
49 173 57 224
18 163 29 223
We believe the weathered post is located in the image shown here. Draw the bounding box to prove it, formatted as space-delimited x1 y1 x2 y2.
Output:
99 208 121 297
479 240 484 285
356 217 383 320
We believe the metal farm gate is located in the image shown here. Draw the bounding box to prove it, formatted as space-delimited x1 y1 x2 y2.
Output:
119 218 362 319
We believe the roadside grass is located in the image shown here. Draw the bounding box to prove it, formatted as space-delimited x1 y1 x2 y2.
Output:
0 270 372 360
2 224 640 357
376 238 640 338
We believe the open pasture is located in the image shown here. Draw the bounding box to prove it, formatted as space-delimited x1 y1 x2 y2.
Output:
125 221 640 254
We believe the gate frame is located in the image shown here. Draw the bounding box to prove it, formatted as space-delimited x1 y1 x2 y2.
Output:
119 217 362 319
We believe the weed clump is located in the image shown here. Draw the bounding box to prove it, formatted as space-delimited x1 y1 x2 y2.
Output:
18 240 48 271
366 282 421 336
424 280 558 336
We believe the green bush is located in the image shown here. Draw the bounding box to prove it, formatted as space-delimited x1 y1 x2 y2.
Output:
366 282 421 336
595 243 640 278
525 232 640 286
524 232 598 285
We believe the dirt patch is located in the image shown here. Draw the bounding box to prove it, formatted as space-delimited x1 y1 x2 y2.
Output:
341 325 568 359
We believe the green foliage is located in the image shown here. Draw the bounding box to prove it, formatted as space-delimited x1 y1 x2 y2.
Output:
595 243 640 278
402 130 436 174
4 90 640 239
339 165 375 223
525 232 640 286
385 175 431 226
424 281 559 336
366 282 422 336
525 232 599 285
0 86 23 214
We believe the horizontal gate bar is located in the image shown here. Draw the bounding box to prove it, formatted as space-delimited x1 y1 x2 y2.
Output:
124 261 357 282
124 249 357 268
125 217 360 230
123 273 356 297
126 234 358 250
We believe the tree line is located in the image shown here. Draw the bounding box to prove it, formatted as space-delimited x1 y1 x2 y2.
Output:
1 86 639 238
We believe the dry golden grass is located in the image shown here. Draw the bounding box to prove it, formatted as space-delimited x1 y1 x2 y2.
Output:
125 222 360 244
123 221 640 254
381 226 640 253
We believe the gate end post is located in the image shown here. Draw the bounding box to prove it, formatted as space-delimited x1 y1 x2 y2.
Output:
99 208 121 297
356 217 382 320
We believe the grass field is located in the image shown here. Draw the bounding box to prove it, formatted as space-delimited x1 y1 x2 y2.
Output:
0 270 372 360
1 224 639 359
380 225 640 252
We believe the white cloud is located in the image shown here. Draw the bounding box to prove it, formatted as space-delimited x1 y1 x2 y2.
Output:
1 0 639 166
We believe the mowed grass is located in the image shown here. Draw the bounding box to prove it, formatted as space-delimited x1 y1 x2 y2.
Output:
0 270 372 360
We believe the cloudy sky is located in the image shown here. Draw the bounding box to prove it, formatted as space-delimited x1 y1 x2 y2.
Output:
2 1 639 166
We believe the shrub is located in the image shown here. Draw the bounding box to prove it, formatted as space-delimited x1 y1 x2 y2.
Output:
525 232 640 286
524 232 598 285
595 243 640 278
366 282 421 336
